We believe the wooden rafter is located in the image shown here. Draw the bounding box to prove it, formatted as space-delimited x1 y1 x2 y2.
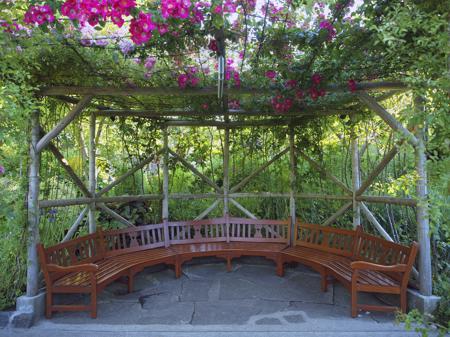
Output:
39 81 407 96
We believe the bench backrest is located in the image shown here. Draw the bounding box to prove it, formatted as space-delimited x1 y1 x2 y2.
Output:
103 223 166 257
38 232 104 267
168 217 228 244
295 222 357 257
228 217 290 243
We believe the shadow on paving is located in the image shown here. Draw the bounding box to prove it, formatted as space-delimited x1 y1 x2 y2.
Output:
38 261 401 328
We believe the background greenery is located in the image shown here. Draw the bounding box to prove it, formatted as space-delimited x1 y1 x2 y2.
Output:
0 0 448 332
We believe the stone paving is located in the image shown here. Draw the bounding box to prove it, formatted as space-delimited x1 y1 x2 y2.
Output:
1 258 428 337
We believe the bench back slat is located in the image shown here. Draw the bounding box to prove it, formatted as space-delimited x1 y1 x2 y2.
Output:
295 222 356 257
227 217 289 243
168 217 228 244
103 223 166 257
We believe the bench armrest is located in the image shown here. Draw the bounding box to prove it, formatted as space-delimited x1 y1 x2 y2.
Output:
350 261 407 272
46 263 99 274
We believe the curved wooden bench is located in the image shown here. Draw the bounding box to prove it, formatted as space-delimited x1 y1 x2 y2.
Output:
38 217 417 319
279 222 418 317
38 224 178 318
168 217 289 274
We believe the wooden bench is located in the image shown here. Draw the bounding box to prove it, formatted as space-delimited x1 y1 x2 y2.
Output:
279 222 418 317
37 224 178 318
38 217 417 319
167 217 290 274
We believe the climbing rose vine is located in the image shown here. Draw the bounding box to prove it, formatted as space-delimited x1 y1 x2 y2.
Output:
129 12 156 45
24 5 55 25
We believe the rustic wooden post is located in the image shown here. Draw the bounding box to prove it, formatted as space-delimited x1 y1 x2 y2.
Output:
223 128 230 242
223 128 230 216
414 97 433 296
289 126 297 246
26 110 41 297
351 124 361 228
162 127 170 247
88 112 96 233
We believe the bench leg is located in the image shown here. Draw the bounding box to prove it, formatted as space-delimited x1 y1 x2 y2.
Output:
128 271 134 293
175 258 182 278
90 288 97 319
226 256 232 272
400 288 407 313
351 287 358 318
276 256 284 277
320 272 328 292
45 290 52 319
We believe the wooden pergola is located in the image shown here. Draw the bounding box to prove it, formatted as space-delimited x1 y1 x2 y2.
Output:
24 81 435 314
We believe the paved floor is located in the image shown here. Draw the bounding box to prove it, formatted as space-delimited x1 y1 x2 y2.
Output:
1 258 425 337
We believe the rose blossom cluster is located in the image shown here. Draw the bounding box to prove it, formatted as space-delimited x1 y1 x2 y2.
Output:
24 5 55 25
161 0 191 19
319 19 336 41
60 0 136 27
271 94 293 114
178 67 200 88
309 73 326 101
130 12 156 44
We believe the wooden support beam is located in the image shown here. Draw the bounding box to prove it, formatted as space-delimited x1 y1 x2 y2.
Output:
230 147 289 193
223 128 230 216
62 207 88 242
96 108 352 118
229 198 257 219
289 126 297 246
356 141 404 196
357 92 418 147
360 203 393 242
26 110 41 297
169 148 221 192
41 128 91 197
97 151 161 196
97 203 135 227
298 150 352 194
351 128 361 228
195 199 220 220
164 119 306 128
228 192 353 200
36 96 93 153
321 201 352 227
40 81 407 96
356 195 416 206
39 194 163 208
88 112 96 233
